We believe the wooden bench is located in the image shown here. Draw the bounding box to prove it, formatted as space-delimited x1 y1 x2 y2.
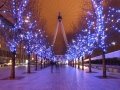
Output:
108 68 113 72
100 67 103 70
0 64 4 67
113 68 118 73
93 66 96 68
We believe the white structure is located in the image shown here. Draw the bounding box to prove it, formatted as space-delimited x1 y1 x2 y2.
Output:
52 12 68 47
84 50 120 61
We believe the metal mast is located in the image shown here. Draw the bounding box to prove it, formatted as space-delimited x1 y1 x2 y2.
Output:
52 12 68 47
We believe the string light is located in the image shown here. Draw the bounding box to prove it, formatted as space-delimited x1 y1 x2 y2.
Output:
65 0 120 60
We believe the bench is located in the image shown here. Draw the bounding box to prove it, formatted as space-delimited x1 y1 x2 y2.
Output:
99 67 103 70
108 68 113 72
0 64 4 67
113 68 118 73
90 65 120 73
93 66 96 68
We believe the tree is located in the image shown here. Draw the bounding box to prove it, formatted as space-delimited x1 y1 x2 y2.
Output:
65 34 87 70
89 0 120 77
0 0 30 79
69 0 120 75
33 33 50 70
0 0 7 8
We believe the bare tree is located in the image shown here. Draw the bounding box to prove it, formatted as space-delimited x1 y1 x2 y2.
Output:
0 0 7 8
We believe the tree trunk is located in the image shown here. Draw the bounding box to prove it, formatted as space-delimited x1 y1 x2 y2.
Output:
19 60 20 65
78 58 80 69
75 60 76 68
89 55 92 72
73 60 74 67
35 54 37 70
46 60 48 67
102 51 107 77
48 60 50 66
47 60 48 67
47 60 48 66
82 57 84 70
44 61 45 68
10 51 16 79
40 60 42 69
27 53 31 73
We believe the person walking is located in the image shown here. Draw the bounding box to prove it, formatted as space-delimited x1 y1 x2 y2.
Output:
55 61 60 72
50 60 54 73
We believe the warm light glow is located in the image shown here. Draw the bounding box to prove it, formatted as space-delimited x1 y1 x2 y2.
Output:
111 42 116 45
26 60 28 64
0 43 1 48
25 19 29 23
66 60 68 65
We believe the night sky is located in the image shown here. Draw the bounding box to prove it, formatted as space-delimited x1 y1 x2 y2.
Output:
38 0 120 55
39 0 83 55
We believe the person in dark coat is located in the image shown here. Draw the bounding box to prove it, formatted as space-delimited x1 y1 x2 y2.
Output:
55 61 60 72
50 60 54 73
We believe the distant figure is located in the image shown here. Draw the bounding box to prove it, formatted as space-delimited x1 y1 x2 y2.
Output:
50 60 54 73
55 61 60 72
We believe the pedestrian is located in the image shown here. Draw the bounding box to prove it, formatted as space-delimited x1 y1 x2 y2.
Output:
50 60 54 73
55 61 60 72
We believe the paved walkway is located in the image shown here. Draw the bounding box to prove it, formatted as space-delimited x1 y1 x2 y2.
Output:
0 65 120 90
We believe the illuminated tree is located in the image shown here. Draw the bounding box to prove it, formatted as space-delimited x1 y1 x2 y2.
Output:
21 11 50 71
81 29 96 72
33 34 46 70
65 43 76 66
0 0 30 79
104 7 120 34
76 34 87 70
90 0 120 77
66 33 87 69
45 46 53 60
21 12 41 72
67 0 120 75
34 32 51 69
79 13 97 72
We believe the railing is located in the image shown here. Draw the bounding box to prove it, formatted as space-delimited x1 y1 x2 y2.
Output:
84 64 120 73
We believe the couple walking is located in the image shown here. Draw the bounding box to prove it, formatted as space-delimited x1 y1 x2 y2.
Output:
50 60 60 73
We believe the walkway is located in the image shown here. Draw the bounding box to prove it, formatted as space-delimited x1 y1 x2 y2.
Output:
0 65 120 90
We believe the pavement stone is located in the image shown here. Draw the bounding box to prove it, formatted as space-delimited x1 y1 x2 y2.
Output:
0 65 120 90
